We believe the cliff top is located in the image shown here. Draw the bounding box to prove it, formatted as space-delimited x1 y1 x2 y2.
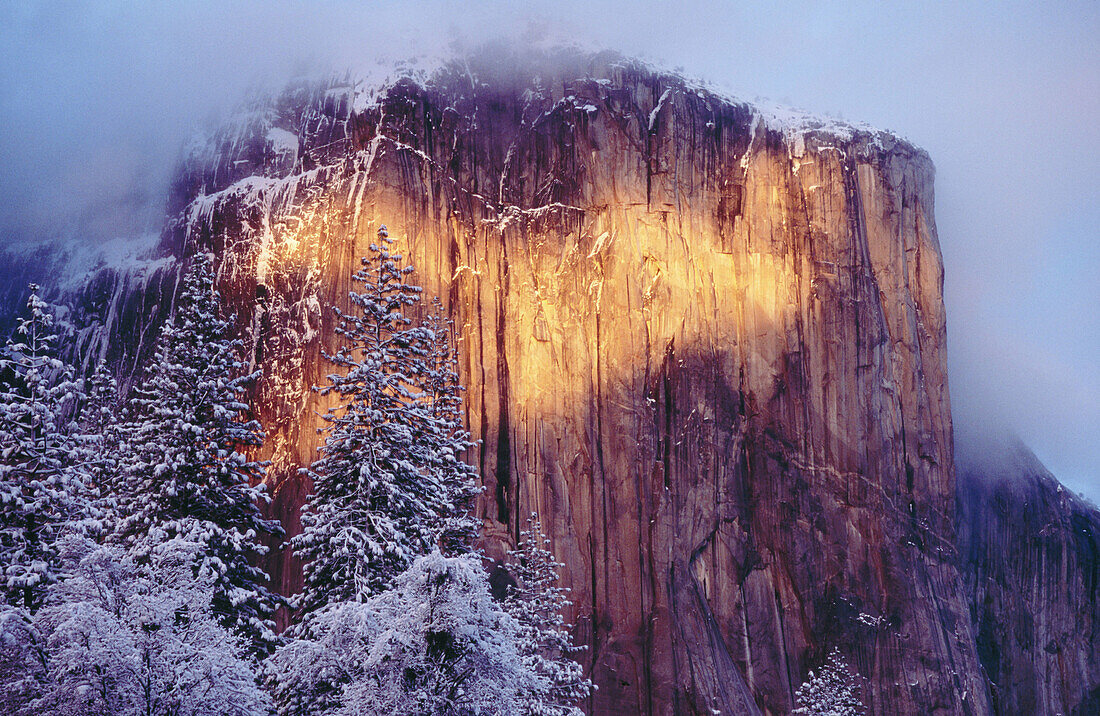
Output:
185 45 930 180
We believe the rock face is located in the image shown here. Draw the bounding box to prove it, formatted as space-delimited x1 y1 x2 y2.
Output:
0 238 179 384
8 48 1095 714
157 49 989 715
957 435 1100 716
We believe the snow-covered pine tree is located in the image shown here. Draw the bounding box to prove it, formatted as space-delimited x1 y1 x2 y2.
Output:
267 551 542 716
0 285 91 610
292 226 466 617
76 358 121 531
113 255 284 655
504 514 593 716
794 647 866 716
78 358 119 459
422 298 480 554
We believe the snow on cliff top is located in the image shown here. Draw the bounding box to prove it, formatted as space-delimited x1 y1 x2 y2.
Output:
338 45 914 150
617 52 916 150
186 45 920 178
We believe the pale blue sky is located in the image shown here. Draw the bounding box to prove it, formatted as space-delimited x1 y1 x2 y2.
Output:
1 1 1096 496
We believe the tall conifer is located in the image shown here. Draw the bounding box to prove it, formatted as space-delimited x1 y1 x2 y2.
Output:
505 515 593 716
0 286 90 609
114 256 283 654
293 226 477 617
77 358 121 530
422 299 480 554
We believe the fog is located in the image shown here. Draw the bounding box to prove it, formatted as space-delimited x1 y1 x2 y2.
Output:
1 1 1096 497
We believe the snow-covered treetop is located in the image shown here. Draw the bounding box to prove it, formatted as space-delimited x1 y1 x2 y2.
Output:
0 536 272 716
268 551 544 716
794 647 866 716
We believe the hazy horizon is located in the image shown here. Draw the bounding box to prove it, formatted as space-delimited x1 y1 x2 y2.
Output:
1 1 1096 498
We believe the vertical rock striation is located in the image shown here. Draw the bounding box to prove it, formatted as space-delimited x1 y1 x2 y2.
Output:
17 48 1098 714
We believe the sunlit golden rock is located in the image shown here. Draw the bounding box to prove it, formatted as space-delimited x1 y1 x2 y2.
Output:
142 50 994 714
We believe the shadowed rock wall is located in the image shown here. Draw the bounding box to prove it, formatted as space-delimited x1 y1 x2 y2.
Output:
957 436 1100 716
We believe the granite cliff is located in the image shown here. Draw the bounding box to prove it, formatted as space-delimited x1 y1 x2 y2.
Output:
3 48 1096 715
